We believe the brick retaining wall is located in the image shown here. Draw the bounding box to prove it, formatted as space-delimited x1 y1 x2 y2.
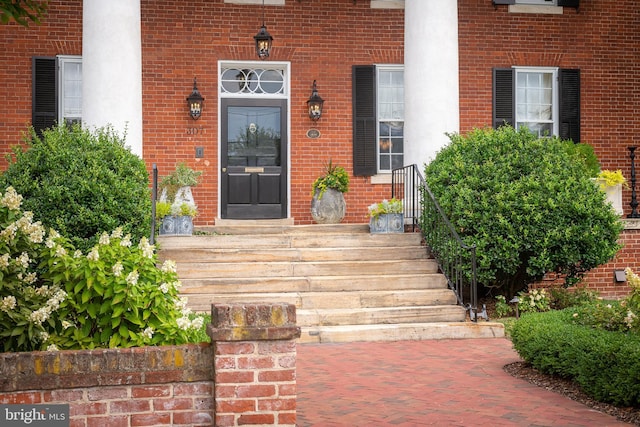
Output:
0 303 300 427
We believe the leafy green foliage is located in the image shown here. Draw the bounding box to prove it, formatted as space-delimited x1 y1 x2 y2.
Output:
423 126 623 297
367 198 403 218
0 186 205 352
0 125 152 252
311 159 350 199
159 162 202 203
0 0 47 26
511 309 640 407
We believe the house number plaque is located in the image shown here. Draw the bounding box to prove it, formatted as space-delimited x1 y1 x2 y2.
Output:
306 129 321 139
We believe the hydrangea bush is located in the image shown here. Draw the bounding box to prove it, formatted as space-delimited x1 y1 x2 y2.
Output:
0 187 203 352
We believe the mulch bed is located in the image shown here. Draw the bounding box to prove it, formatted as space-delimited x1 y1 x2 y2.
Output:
504 360 640 425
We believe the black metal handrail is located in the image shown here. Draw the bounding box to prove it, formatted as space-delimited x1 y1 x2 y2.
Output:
150 163 158 245
392 165 480 321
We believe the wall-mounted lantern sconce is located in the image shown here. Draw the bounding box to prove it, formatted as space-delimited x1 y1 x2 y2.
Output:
307 80 324 121
254 0 273 59
186 78 204 120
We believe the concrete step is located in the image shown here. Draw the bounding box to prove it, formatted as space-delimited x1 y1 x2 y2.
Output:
161 246 429 263
156 223 506 342
179 273 447 294
184 288 456 312
299 322 506 344
175 259 439 279
297 305 466 327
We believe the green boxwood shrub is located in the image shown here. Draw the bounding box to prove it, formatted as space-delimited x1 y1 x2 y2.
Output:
511 310 640 407
423 126 623 297
0 125 151 252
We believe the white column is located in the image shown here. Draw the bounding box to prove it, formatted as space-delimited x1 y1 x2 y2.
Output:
404 0 459 168
82 0 143 157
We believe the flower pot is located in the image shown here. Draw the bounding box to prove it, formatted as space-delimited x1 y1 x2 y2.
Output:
594 179 623 216
311 188 346 224
159 215 194 235
369 213 404 234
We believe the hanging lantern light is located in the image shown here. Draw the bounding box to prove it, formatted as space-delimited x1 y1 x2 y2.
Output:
307 80 324 121
254 0 273 59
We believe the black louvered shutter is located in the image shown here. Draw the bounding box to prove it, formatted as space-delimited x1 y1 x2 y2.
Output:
559 69 580 143
557 0 579 8
352 65 377 176
492 68 514 129
32 57 57 136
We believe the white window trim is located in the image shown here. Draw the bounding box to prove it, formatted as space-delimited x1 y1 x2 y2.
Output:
513 66 559 137
224 0 284 5
375 64 404 175
509 4 563 14
57 55 82 125
218 61 289 99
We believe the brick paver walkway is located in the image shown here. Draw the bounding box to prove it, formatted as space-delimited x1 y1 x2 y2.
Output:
297 338 631 426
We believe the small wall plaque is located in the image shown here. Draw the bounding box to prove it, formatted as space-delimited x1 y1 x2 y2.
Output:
306 128 321 139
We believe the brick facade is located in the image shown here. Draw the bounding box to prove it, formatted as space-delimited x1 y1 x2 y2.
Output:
0 0 637 294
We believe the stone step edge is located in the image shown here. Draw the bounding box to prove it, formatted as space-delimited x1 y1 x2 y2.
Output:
298 322 506 343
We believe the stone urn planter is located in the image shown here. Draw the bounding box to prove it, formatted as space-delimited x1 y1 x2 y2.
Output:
311 188 346 224
369 213 404 233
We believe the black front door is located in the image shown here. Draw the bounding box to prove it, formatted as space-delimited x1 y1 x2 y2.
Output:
221 98 287 219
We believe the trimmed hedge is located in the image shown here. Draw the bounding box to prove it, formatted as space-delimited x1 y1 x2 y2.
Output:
511 310 640 407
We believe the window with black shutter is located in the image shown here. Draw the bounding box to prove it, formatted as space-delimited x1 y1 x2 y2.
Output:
32 57 57 136
493 67 580 142
352 65 377 176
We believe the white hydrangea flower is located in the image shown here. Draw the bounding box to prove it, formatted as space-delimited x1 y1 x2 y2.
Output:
161 260 177 274
138 237 155 259
99 232 110 245
39 331 49 342
55 245 67 257
46 344 59 352
87 248 100 261
111 227 123 239
0 254 10 269
1 223 18 241
625 310 637 329
126 270 139 286
17 252 30 269
120 234 132 248
142 327 154 339
73 250 83 258
191 316 204 330
61 320 73 330
1 187 22 210
0 296 17 313
112 261 124 277
176 316 191 331
22 272 37 285
48 229 61 240
159 282 170 294
29 306 51 325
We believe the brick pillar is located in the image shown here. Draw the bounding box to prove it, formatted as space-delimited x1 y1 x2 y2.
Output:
207 303 301 427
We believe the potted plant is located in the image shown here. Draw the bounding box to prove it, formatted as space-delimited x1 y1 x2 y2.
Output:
310 159 350 224
594 169 627 215
157 163 202 235
368 198 404 233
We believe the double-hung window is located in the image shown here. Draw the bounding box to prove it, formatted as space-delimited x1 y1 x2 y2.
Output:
493 66 580 142
32 55 82 135
353 64 404 176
